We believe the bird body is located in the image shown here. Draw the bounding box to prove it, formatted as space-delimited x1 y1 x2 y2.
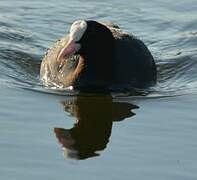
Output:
40 20 156 91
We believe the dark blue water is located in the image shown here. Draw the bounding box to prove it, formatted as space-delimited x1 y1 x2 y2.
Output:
0 0 197 179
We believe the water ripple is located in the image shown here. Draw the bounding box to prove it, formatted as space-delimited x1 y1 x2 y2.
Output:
0 0 197 99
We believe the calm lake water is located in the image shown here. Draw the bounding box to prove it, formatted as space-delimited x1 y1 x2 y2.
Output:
1 0 197 179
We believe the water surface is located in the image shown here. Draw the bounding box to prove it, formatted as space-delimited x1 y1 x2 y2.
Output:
0 0 197 179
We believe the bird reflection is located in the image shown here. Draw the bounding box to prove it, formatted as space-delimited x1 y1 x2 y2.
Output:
54 94 139 160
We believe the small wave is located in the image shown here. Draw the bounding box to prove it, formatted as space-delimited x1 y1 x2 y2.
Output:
0 48 41 89
155 54 197 96
0 24 35 43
